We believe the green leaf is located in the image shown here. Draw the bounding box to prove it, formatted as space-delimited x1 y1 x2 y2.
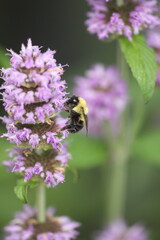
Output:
132 131 160 165
119 34 157 101
67 166 80 183
0 46 10 68
68 134 107 169
14 180 28 203
27 179 39 188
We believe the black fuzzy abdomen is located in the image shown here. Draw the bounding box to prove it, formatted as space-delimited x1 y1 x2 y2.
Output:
66 120 84 133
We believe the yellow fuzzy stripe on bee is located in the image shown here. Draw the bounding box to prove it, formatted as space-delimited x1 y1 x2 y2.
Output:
72 97 88 122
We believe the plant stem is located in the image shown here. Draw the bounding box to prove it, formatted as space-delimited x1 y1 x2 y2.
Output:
105 142 129 222
104 41 130 222
116 0 124 7
36 183 46 223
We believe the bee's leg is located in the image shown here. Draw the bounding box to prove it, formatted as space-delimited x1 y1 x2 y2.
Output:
67 124 76 132
62 108 70 113
61 124 77 133
74 121 84 132
67 122 84 133
61 120 84 133
61 124 72 131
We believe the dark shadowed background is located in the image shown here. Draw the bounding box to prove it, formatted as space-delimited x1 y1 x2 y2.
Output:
1 1 160 240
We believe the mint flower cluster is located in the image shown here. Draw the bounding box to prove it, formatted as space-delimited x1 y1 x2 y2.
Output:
1 39 72 187
3 145 70 187
95 220 148 240
4 205 80 240
74 64 128 136
86 0 160 41
1 39 68 150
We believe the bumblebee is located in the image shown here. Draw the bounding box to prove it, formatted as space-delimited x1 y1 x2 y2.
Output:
63 96 88 134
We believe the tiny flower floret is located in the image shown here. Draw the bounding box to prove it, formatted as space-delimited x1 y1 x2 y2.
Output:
3 145 71 188
86 0 160 41
4 205 80 240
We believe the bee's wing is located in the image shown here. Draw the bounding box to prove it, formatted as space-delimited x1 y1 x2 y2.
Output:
82 108 88 136
85 114 88 136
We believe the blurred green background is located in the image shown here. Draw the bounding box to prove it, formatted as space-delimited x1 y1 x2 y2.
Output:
1 1 160 240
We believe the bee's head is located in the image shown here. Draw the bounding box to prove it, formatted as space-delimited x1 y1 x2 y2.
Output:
65 95 79 109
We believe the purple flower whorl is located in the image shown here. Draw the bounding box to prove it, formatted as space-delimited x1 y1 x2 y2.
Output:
95 220 148 240
86 0 160 41
4 205 80 240
3 144 71 187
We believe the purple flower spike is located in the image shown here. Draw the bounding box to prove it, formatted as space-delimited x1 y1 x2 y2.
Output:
86 0 160 41
1 116 68 150
74 64 128 136
3 144 71 188
95 220 148 240
4 205 80 240
147 27 160 86
1 39 69 149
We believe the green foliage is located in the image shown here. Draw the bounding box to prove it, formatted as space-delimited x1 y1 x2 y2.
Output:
14 179 28 204
0 46 10 68
119 34 157 102
14 179 39 204
0 132 12 181
0 141 12 162
68 134 107 169
132 131 160 165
